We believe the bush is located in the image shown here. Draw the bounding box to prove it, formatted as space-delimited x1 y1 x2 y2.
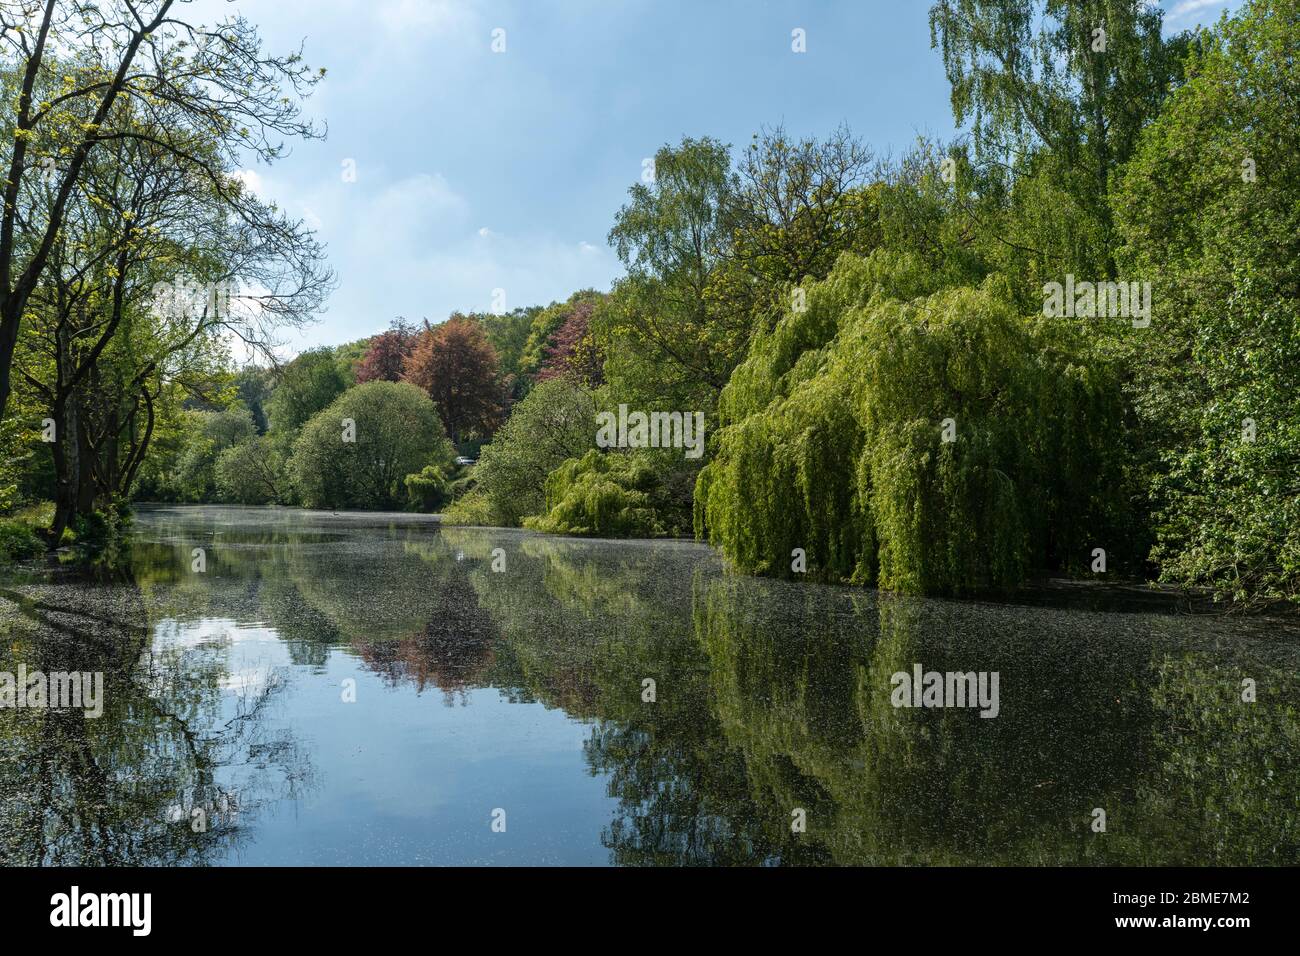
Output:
0 519 43 564
404 465 449 512
440 489 499 527
446 470 477 500
291 381 453 510
524 450 672 538
70 502 132 568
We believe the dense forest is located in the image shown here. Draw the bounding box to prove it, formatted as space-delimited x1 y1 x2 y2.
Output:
0 0 1297 609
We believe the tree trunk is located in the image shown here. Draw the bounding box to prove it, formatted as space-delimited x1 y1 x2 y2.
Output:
49 397 76 544
0 301 20 425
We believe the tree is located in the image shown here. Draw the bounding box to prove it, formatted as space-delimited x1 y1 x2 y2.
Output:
519 291 602 378
403 464 448 513
355 319 416 383
695 251 1133 594
1114 0 1300 606
403 315 502 444
215 435 287 505
534 297 603 385
266 348 349 435
14 100 326 538
724 124 880 311
472 306 538 397
443 376 596 527
171 406 256 502
235 367 275 434
291 380 453 511
601 137 742 406
928 0 1189 277
0 0 326 424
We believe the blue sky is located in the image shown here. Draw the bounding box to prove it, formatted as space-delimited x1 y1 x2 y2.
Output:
195 0 1243 354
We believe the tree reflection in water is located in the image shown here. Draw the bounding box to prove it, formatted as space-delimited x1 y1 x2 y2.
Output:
454 529 1299 866
3 506 1293 867
0 568 311 866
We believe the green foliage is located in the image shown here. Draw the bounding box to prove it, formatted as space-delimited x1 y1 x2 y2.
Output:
1114 0 1300 606
0 418 36 514
724 124 880 314
0 518 43 563
70 501 132 568
600 137 748 408
696 251 1133 595
471 307 538 398
332 338 371 385
519 290 603 379
170 406 258 502
439 488 498 527
215 436 289 505
234 367 275 434
524 450 672 538
291 381 453 511
929 0 1189 277
445 377 597 527
266 348 350 435
0 0 1292 610
404 464 449 513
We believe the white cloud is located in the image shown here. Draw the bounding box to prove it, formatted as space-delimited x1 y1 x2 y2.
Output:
1165 0 1230 25
375 0 475 36
369 173 469 235
231 168 266 198
245 161 618 351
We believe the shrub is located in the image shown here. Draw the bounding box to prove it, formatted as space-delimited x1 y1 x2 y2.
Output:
70 502 133 568
440 489 500 527
404 465 449 512
0 519 43 564
524 450 669 538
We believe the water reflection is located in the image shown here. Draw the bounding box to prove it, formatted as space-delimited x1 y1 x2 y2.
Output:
0 505 1294 865
0 579 309 864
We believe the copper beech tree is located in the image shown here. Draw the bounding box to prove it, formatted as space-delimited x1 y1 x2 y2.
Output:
403 316 504 445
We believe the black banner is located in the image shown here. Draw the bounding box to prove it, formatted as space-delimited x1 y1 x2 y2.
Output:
1 866 1281 941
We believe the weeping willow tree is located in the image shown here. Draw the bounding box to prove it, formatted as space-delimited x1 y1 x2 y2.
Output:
695 250 1134 595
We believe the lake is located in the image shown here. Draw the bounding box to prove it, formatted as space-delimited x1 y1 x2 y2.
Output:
1 504 1296 865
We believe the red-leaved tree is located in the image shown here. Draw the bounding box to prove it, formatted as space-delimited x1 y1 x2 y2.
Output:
535 299 603 385
403 316 503 443
356 319 417 383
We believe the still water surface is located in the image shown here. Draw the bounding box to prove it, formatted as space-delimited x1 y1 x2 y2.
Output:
1 504 1296 865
